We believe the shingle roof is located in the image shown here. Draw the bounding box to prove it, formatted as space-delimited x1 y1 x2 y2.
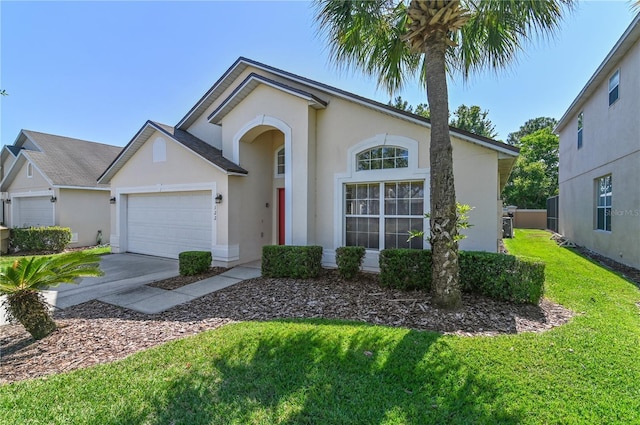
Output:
6 145 22 156
150 122 248 174
21 130 121 188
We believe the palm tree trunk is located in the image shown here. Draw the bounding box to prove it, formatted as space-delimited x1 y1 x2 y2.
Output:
6 290 57 340
424 38 462 309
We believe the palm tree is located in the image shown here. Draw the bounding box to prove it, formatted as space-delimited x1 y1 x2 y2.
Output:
0 252 103 339
315 0 573 308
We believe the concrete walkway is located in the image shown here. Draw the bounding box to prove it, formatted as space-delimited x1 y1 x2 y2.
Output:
97 261 261 314
1 254 261 324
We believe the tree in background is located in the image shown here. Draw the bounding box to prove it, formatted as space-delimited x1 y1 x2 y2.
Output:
506 116 557 146
388 95 431 118
450 104 497 139
316 0 574 309
502 127 559 209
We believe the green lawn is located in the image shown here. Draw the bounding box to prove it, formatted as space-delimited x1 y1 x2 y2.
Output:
1 230 639 424
0 245 110 268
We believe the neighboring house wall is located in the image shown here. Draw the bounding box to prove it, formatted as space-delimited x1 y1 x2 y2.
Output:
57 189 111 247
558 17 640 269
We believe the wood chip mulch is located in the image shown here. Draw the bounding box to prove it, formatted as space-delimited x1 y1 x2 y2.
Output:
145 267 228 290
1 269 574 385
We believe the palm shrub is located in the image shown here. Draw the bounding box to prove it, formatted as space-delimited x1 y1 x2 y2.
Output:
0 252 103 340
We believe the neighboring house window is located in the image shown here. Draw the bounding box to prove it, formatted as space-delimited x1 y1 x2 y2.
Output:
275 147 285 176
596 175 612 231
357 146 408 171
609 70 619 106
577 112 583 149
26 163 33 178
345 181 424 250
153 137 166 163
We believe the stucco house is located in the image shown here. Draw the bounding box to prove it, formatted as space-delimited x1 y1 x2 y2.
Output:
556 13 640 269
0 130 121 247
99 57 519 269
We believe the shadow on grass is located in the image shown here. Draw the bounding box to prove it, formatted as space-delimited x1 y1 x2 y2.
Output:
125 320 522 424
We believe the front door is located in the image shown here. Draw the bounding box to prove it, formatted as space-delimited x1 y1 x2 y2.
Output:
278 188 285 245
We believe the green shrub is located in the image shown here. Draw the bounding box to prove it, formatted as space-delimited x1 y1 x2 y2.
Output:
9 227 72 253
335 246 366 280
379 249 432 290
178 251 212 276
379 249 545 304
262 245 323 278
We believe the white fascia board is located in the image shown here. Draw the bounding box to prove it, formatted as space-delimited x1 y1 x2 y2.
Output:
55 186 111 191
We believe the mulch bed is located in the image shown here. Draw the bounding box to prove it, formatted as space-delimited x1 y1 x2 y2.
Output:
1 269 574 385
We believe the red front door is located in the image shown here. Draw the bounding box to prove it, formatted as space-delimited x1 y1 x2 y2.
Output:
278 188 285 245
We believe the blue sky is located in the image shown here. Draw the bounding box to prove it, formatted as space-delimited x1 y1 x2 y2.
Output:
0 1 637 148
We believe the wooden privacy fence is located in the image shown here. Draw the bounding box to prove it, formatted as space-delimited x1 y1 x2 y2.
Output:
513 209 547 229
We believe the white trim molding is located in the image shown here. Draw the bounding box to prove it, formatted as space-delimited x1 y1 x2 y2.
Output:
333 134 430 261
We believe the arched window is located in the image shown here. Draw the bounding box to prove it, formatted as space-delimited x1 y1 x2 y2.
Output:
275 147 285 177
153 137 166 163
356 146 408 171
26 163 33 178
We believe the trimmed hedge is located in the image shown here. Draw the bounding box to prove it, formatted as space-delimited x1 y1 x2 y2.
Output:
178 251 212 276
262 245 323 278
9 227 72 253
335 246 366 280
379 249 545 304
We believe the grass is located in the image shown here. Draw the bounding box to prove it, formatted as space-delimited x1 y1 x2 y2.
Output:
1 230 639 424
0 245 110 268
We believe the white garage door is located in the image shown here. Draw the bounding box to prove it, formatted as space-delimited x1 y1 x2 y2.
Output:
127 191 213 258
14 196 54 228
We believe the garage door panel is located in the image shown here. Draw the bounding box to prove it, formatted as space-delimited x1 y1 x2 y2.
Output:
15 197 54 228
127 191 212 258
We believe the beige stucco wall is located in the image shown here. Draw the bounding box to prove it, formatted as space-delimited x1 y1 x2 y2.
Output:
57 189 111 247
4 160 53 228
559 38 640 269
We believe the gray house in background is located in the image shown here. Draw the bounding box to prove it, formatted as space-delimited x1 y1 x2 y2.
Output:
556 13 640 269
0 130 121 247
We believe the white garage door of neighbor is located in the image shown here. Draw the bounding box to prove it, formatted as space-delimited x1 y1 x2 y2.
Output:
15 196 54 228
127 191 213 258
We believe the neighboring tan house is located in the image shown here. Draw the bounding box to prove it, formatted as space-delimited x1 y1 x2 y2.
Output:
99 57 519 269
556 13 640 269
0 130 121 247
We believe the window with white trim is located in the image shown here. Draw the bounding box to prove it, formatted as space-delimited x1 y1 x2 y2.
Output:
609 70 619 106
345 181 424 250
596 175 612 231
275 147 285 176
153 137 166 163
26 163 33 178
577 112 583 149
357 146 408 171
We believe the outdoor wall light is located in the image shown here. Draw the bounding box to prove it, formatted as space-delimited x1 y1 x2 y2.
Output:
5 199 11 204
50 196 57 203
215 193 223 204
110 197 117 204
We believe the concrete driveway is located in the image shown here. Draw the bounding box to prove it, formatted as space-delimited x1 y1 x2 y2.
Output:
1 253 178 325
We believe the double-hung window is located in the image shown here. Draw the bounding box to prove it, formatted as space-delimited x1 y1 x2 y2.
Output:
577 112 583 149
609 70 619 106
596 175 612 231
345 181 424 250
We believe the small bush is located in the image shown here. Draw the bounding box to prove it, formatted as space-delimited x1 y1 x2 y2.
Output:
262 245 323 278
379 249 432 290
179 251 212 276
9 227 72 253
379 249 545 304
335 246 366 280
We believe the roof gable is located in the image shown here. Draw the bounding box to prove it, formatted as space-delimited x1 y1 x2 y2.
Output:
98 121 247 184
1 130 121 190
177 57 518 157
